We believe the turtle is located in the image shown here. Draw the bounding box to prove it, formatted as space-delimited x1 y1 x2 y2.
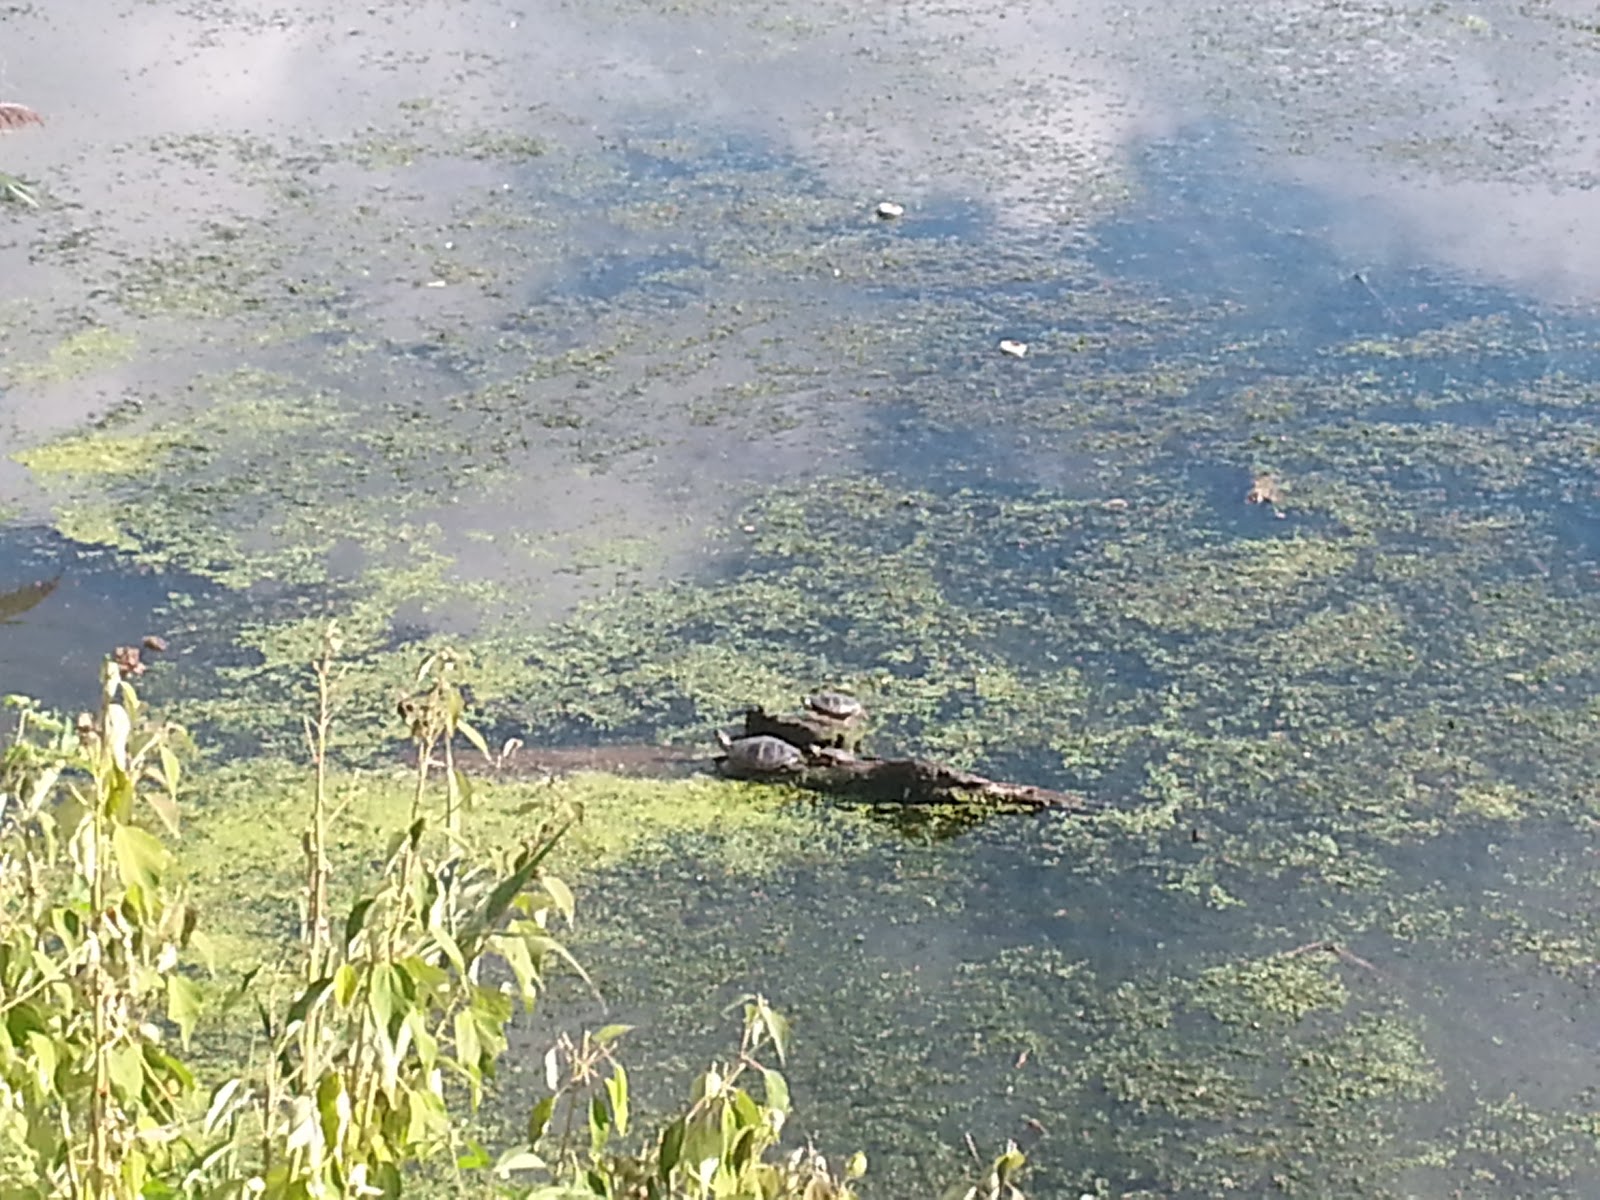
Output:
805 690 865 722
715 731 805 779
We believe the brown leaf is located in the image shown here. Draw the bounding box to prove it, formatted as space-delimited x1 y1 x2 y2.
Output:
0 103 44 132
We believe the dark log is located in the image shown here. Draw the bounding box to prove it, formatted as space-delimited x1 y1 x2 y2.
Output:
735 707 1085 810
717 745 1089 812
404 711 1090 813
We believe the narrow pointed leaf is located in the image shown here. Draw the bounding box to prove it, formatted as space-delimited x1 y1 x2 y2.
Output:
166 974 202 1048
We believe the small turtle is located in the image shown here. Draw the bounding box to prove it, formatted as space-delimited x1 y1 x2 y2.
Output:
805 691 865 721
716 731 805 779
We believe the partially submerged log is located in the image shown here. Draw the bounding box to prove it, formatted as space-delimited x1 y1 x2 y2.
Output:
721 712 1090 812
406 708 1089 814
720 748 1094 812
738 748 1090 812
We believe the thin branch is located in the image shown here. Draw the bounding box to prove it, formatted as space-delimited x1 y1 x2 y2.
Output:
1281 939 1381 976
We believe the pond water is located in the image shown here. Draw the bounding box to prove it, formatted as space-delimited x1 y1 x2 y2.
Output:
5 0 1600 1195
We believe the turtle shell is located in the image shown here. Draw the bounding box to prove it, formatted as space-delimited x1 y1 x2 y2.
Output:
805 690 864 720
723 734 804 775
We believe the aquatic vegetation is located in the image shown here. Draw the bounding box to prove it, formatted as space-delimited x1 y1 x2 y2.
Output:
0 648 904 1200
8 327 137 385
5 3 1600 1191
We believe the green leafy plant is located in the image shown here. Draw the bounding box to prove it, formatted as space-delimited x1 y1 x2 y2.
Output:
0 659 197 1196
193 625 584 1198
510 994 867 1200
0 627 1012 1198
945 1142 1028 1200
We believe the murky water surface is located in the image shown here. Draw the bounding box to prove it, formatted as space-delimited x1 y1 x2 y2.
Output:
5 0 1600 1194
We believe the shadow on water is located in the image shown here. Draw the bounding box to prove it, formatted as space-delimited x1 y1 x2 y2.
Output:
0 525 197 711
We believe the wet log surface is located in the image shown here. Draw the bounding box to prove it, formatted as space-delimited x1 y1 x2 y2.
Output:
767 750 1088 811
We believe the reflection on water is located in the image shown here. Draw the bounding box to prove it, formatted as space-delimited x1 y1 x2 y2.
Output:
4 0 1600 1194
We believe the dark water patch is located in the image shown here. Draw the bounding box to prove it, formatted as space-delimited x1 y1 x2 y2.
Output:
549 246 706 305
610 128 819 192
0 524 211 711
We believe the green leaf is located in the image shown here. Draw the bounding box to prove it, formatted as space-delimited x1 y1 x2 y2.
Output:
189 929 215 972
593 1023 633 1048
107 764 136 823
761 1068 790 1115
492 1149 547 1178
343 898 376 951
588 1093 610 1153
145 788 181 838
658 1117 685 1180
451 766 474 813
146 1046 196 1097
727 1122 757 1172
457 719 491 760
605 1063 629 1136
104 701 131 770
203 1078 246 1136
108 1042 144 1100
112 823 168 893
331 963 358 1008
497 935 541 1007
316 1070 349 1148
730 1088 762 1130
460 825 569 949
542 874 576 924
454 1010 482 1073
846 1151 867 1180
166 974 202 1049
158 743 182 795
369 963 398 1034
456 1141 492 1171
520 932 596 998
682 1115 722 1185
527 1094 556 1145
758 1000 791 1064
994 1142 1026 1179
26 1031 57 1083
430 924 466 977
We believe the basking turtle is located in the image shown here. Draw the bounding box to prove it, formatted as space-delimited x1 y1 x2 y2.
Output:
715 731 805 780
805 690 865 721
